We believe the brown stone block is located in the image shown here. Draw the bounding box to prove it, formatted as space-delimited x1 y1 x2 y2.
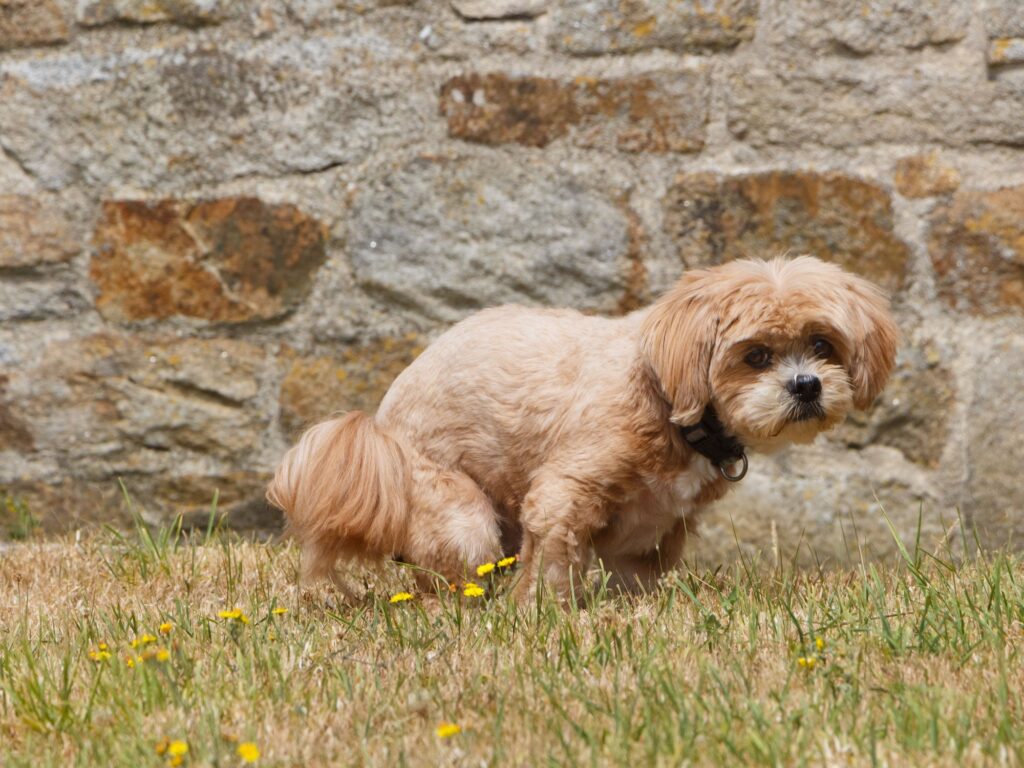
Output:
0 195 79 269
278 334 424 438
0 0 68 50
440 71 707 152
90 198 326 323
664 171 910 290
928 186 1024 316
441 74 576 148
893 152 961 199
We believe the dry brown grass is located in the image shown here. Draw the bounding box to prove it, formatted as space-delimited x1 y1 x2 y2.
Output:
0 524 1022 767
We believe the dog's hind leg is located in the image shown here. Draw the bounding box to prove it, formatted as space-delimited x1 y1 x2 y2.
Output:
298 538 364 602
401 458 503 591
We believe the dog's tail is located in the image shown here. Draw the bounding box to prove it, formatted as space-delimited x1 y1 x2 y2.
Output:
267 412 411 579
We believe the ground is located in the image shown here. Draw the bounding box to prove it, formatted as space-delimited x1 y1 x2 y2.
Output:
0 518 1021 767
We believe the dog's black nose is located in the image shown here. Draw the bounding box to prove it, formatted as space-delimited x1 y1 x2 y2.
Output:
788 374 821 403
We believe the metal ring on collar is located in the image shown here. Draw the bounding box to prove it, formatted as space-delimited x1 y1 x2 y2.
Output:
719 453 748 482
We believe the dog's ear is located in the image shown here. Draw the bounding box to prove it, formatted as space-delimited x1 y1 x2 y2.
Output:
839 274 899 409
640 269 719 425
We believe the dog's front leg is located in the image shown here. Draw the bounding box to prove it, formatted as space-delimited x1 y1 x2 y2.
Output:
599 518 690 593
513 471 610 604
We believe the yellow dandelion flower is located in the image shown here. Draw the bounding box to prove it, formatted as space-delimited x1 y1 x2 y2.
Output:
271 607 288 615
156 647 171 662
237 742 260 763
797 656 817 669
815 636 825 651
167 740 188 757
389 592 414 604
435 722 461 739
169 756 184 767
88 649 111 662
218 609 250 624
131 633 157 648
126 656 136 668
463 584 485 598
159 622 174 634
496 555 517 569
98 642 108 651
475 562 495 577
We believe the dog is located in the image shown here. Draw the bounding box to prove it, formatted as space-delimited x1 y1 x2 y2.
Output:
267 256 898 600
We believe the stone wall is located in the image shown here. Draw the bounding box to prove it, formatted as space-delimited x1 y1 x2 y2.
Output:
2 0 1023 564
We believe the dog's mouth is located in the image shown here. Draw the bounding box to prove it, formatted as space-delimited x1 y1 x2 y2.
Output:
790 402 826 423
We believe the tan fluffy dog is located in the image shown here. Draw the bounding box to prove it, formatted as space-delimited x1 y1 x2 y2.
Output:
267 256 898 600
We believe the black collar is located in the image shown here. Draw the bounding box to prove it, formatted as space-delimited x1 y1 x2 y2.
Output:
677 406 748 481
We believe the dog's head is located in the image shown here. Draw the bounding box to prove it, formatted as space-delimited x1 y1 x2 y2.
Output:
641 256 898 452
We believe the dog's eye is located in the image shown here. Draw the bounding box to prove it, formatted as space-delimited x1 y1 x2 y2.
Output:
811 337 834 359
744 347 772 369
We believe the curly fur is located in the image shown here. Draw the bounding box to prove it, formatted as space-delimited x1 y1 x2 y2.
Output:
268 256 898 599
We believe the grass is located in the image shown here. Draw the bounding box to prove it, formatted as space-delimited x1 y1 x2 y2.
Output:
0 514 1022 767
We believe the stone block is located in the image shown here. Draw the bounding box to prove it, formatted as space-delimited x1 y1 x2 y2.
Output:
0 196 78 269
663 171 910 290
928 185 1024 316
695 444 945 566
440 71 708 152
77 0 237 26
278 334 423 437
726 58 1024 148
347 153 633 324
0 0 68 50
893 152 961 199
90 198 326 323
0 39 424 189
0 334 269 477
988 37 1024 68
835 346 954 468
451 0 546 19
966 333 1024 551
982 0 1024 38
550 0 757 55
763 0 969 54
0 280 89 322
